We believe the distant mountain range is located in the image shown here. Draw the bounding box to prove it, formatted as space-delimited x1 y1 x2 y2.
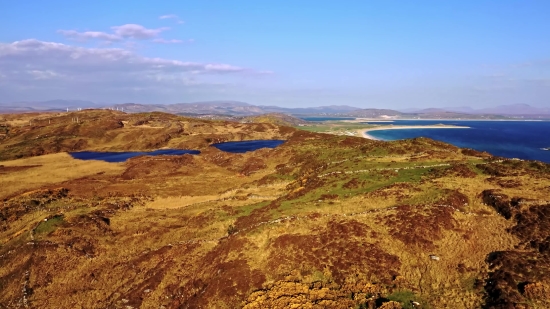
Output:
0 100 549 119
0 100 101 112
405 104 550 116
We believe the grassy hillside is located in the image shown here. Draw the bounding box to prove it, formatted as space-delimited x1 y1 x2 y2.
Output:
0 111 549 308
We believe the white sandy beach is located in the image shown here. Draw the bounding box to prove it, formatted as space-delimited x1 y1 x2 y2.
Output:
342 118 394 123
357 125 470 140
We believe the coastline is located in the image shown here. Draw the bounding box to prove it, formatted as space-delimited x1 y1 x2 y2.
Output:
357 125 470 140
342 118 550 123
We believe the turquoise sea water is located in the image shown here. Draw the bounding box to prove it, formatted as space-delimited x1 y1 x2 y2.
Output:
366 120 550 163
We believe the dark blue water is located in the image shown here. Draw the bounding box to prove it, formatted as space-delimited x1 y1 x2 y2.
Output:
212 140 285 153
367 120 550 163
70 149 200 163
301 117 356 122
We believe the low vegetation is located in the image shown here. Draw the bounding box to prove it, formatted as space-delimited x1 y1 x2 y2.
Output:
1 110 549 308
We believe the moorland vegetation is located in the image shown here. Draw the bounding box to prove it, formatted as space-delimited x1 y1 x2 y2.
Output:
0 110 549 308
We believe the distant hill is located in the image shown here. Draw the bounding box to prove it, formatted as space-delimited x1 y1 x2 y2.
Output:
346 108 403 118
348 108 510 120
260 105 361 115
0 99 99 113
110 102 362 116
240 113 308 126
2 99 549 119
476 104 550 115
405 104 550 118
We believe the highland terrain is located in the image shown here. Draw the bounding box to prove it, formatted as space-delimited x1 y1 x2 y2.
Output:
0 110 549 308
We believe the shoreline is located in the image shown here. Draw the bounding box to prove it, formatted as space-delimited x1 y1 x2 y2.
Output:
357 125 470 140
342 118 550 123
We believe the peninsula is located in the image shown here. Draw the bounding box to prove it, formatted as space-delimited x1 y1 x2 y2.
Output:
358 124 470 140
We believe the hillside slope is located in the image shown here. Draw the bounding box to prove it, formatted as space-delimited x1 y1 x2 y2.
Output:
0 111 549 308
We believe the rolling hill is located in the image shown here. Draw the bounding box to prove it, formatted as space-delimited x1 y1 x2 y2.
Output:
0 110 549 308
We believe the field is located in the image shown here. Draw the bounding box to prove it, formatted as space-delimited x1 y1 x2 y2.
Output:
1 110 549 308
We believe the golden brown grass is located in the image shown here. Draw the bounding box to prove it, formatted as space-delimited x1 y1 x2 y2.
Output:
0 153 125 199
2 110 549 308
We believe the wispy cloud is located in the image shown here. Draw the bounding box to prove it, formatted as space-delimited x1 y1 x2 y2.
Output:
153 38 183 44
159 14 178 19
0 38 262 102
0 39 246 75
59 24 172 42
112 24 169 39
1 17 270 102
57 30 122 42
159 14 185 24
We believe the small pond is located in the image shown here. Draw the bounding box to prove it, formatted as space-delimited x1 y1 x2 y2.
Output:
212 140 285 153
69 149 200 163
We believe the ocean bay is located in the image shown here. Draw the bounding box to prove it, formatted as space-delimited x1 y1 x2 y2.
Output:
366 120 550 163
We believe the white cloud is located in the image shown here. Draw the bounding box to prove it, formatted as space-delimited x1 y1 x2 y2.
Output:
58 24 170 42
29 70 61 80
0 39 260 102
0 39 245 74
112 24 169 40
159 14 178 19
159 14 185 24
58 30 121 42
204 64 245 73
153 38 184 44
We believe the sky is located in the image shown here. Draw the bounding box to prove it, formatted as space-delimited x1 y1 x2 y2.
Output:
0 0 549 109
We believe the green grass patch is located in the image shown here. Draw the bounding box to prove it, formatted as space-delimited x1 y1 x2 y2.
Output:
366 147 389 156
387 290 427 309
34 215 64 236
274 166 436 216
238 201 271 217
468 163 488 176
402 187 444 205
295 125 332 132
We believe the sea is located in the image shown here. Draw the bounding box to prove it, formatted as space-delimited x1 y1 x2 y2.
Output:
364 120 550 163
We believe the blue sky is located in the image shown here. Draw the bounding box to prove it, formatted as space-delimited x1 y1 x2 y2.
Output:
0 0 549 108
